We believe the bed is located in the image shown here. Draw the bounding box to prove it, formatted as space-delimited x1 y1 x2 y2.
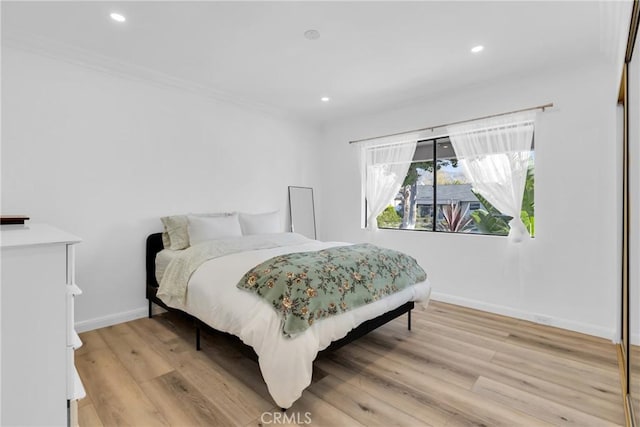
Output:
146 230 431 409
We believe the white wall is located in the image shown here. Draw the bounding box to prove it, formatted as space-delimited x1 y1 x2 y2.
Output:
317 63 621 339
1 45 623 339
1 47 321 330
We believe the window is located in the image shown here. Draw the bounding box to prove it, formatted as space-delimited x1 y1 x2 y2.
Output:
372 136 535 237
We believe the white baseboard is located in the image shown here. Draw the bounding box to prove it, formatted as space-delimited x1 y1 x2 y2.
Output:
430 292 616 341
75 307 148 333
75 294 617 342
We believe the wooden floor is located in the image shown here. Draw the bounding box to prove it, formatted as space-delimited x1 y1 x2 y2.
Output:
76 301 625 426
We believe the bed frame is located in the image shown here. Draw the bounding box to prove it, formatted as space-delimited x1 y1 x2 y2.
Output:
145 232 414 356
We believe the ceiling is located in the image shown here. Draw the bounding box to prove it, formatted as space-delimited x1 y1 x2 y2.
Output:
1 1 630 124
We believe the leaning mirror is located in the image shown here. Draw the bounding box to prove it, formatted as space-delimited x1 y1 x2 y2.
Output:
288 186 317 240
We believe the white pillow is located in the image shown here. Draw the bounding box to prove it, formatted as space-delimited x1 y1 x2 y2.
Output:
187 213 242 245
161 212 232 250
239 211 282 235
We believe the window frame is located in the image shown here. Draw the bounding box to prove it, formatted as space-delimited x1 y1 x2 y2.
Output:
363 135 534 238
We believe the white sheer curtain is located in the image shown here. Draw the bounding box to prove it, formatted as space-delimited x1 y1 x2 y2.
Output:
361 136 418 230
447 111 535 242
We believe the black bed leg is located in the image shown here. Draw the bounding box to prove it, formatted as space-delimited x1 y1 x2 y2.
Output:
408 310 412 331
148 300 153 318
196 324 201 351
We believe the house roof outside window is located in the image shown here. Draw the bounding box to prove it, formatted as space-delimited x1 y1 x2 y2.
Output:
407 184 479 205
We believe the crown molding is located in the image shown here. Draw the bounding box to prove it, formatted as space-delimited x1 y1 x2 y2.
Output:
2 29 299 122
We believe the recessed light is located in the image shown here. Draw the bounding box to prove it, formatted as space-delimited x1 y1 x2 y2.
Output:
110 12 126 23
321 97 330 102
471 45 484 53
304 30 320 40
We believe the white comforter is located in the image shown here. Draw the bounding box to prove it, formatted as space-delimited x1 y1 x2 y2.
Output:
157 235 431 408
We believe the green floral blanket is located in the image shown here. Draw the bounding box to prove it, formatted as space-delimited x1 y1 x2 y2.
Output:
236 243 426 337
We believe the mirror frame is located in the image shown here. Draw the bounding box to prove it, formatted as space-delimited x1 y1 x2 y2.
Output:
288 186 317 240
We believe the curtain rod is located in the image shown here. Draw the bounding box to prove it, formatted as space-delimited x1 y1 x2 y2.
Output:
348 102 553 144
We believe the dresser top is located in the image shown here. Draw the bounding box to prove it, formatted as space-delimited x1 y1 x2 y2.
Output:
1 223 81 248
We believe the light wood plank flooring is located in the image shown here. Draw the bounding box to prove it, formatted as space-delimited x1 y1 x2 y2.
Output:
77 301 624 426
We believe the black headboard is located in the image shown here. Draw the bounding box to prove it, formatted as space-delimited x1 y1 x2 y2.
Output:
146 233 164 288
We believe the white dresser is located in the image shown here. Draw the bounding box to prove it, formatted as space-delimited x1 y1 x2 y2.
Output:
1 224 85 426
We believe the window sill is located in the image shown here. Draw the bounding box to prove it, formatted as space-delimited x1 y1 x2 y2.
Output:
369 227 534 239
